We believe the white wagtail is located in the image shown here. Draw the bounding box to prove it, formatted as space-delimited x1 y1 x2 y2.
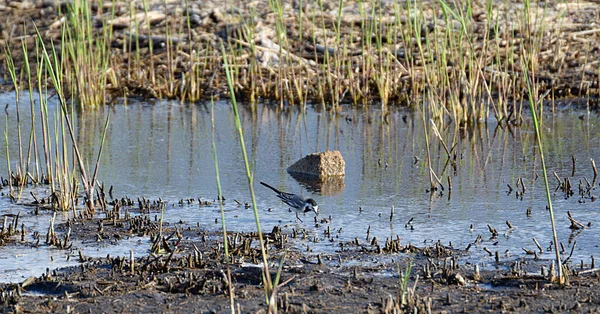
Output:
260 181 319 222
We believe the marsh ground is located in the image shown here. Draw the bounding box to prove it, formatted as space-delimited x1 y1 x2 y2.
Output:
2 214 600 313
2 0 600 313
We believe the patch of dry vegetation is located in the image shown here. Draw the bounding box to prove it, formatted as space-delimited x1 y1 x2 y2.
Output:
0 0 597 121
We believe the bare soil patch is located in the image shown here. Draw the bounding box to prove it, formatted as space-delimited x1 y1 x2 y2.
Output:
2 1 600 313
1 206 600 313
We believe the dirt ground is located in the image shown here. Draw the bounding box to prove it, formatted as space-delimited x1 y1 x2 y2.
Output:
1 211 600 313
2 0 600 313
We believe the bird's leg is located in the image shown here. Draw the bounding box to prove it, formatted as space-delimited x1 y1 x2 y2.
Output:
295 212 303 222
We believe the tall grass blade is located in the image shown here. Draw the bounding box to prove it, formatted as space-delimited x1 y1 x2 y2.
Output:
211 99 235 314
522 57 564 285
221 42 274 303
33 23 103 212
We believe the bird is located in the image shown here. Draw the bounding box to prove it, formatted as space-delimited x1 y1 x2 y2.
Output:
260 181 319 222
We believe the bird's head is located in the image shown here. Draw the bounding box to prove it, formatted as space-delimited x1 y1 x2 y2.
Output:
305 198 319 216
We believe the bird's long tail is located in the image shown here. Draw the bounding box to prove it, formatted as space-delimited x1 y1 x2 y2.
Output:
260 181 282 194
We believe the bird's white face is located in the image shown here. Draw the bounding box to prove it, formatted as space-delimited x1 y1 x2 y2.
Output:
303 203 318 215
304 198 319 215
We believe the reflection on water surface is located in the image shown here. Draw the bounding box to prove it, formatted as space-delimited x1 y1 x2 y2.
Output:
1 91 599 282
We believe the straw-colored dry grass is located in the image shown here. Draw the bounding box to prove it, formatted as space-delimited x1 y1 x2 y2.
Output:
0 1 598 118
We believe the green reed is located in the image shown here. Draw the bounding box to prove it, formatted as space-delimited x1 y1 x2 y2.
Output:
398 259 414 307
221 43 274 305
521 0 564 285
521 0 562 283
22 37 42 184
60 0 112 108
524 66 563 285
211 98 235 313
4 110 13 198
33 24 108 212
4 45 22 194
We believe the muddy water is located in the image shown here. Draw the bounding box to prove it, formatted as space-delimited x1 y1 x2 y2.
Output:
1 91 599 282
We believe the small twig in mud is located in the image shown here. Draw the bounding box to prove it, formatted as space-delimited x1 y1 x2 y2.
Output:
430 119 452 159
523 248 535 255
517 177 526 194
553 171 562 191
30 192 41 204
506 184 513 195
277 275 296 289
487 224 498 237
405 217 414 229
582 176 592 188
130 250 135 275
46 212 56 245
562 240 576 264
163 248 178 271
591 158 598 184
140 254 164 271
567 211 586 230
578 267 600 275
532 237 544 253
562 177 574 197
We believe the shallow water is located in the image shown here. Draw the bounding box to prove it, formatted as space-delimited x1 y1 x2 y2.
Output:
1 91 599 282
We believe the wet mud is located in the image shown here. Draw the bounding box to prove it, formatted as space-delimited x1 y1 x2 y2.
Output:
1 1 600 313
1 202 600 313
